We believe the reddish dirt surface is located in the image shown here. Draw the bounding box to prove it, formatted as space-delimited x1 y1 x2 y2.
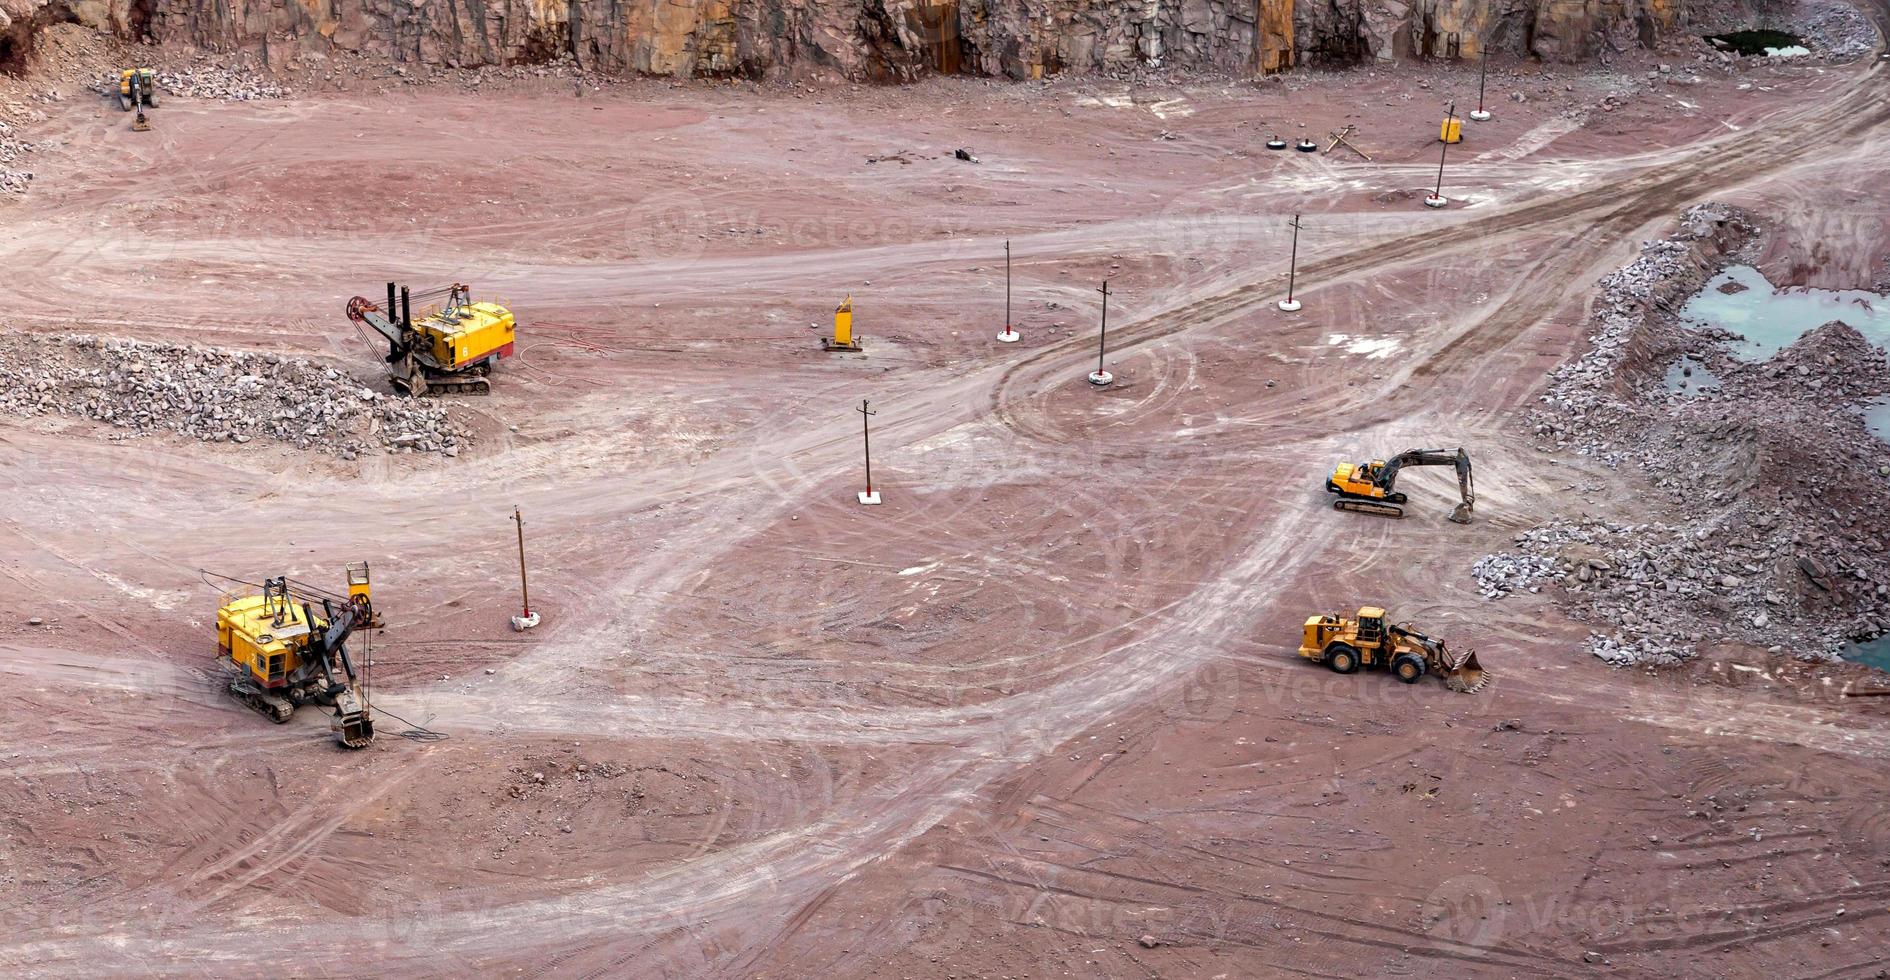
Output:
3 30 1890 979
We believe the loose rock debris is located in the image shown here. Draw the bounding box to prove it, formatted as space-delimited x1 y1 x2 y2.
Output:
1485 203 1890 666
0 334 467 458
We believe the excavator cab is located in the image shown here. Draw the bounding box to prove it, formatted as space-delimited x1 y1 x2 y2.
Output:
117 68 158 111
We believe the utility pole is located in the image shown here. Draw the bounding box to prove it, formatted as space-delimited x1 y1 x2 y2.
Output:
1278 214 1304 312
1088 279 1113 386
997 239 1019 343
1470 49 1493 121
1426 103 1455 209
510 506 539 631
857 399 881 504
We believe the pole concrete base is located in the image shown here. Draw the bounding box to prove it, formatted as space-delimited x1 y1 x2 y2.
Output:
1277 298 1302 312
1469 109 1492 121
858 490 882 505
1424 194 1449 209
510 611 541 632
997 326 1020 343
1087 370 1114 386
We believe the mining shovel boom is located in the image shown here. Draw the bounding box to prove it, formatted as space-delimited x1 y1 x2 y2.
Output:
1326 447 1475 523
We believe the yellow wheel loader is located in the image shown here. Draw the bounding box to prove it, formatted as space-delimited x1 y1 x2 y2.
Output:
216 563 381 748
1326 447 1474 523
1297 606 1490 692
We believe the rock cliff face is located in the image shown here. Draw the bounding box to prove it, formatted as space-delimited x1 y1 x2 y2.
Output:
2 0 1686 80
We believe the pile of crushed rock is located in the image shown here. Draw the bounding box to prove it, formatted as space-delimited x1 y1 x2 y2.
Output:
0 119 31 196
154 66 290 102
0 334 466 458
1486 204 1890 668
92 67 289 104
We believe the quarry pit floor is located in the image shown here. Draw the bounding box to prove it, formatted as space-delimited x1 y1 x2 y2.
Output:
3 46 1890 977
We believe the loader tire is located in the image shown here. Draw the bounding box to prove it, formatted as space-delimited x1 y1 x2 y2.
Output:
1393 655 1427 684
1326 644 1360 674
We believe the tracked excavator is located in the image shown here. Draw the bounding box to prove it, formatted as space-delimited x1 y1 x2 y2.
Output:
346 282 516 396
1298 606 1490 693
216 563 380 748
116 68 158 112
1326 447 1475 523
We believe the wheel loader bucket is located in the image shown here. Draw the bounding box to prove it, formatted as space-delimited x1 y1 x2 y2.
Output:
1448 501 1473 525
1440 648 1489 693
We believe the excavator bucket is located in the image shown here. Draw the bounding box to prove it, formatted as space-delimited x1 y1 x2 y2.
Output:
330 690 375 749
1439 647 1490 693
1448 500 1473 524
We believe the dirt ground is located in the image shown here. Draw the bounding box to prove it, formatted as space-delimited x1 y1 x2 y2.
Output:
2 19 1890 979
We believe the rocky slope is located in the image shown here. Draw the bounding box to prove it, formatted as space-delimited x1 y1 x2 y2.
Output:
1481 204 1890 666
3 0 1705 81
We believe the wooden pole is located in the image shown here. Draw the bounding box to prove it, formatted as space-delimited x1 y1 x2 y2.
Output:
858 399 876 495
513 506 530 618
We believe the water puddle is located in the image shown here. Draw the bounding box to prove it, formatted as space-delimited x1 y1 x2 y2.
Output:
1680 265 1890 362
1859 395 1890 444
1662 355 1721 394
1842 634 1890 673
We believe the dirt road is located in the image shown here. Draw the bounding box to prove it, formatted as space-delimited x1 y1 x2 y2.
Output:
2 38 1888 979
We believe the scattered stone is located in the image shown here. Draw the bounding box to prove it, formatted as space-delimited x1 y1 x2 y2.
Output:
0 334 467 458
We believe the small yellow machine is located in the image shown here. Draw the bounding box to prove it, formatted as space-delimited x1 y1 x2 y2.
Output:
117 68 158 112
1439 114 1462 144
822 294 863 352
1298 606 1488 692
347 282 516 395
217 563 380 747
1327 447 1474 522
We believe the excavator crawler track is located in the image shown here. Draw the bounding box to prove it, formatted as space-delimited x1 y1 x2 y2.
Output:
1334 498 1405 519
225 670 294 723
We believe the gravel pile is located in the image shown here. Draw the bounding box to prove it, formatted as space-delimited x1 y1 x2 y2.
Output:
1488 204 1890 669
1791 0 1877 60
1471 553 1558 599
0 334 466 458
155 67 290 102
0 120 31 196
93 68 290 103
1477 516 1862 666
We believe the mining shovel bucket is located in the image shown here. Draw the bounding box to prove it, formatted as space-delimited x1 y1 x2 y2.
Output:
1448 500 1474 524
331 691 375 749
1439 647 1489 693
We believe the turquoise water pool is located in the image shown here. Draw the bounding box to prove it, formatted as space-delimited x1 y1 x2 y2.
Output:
1862 396 1890 442
1662 355 1720 393
1844 634 1890 672
1681 266 1890 362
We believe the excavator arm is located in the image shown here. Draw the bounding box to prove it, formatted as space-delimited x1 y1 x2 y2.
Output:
1378 448 1475 524
300 598 375 748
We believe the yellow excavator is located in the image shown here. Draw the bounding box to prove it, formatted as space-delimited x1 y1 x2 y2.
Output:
116 68 158 112
1298 606 1489 692
1326 447 1474 522
216 563 380 748
346 282 516 396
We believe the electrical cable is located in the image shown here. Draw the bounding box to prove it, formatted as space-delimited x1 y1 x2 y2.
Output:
373 705 451 741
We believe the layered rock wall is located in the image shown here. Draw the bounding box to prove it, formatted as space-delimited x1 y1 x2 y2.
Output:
3 0 1687 80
